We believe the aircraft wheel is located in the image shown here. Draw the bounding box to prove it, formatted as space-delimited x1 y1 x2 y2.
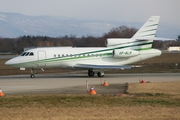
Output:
88 70 95 77
30 74 35 78
97 71 104 77
30 68 35 78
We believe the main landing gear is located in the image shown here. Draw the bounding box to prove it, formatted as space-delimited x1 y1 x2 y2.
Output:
30 68 35 78
97 71 104 77
88 70 95 77
88 70 104 77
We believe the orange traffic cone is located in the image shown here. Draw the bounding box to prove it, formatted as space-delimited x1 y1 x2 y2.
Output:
0 88 4 97
103 80 109 86
89 86 97 95
140 79 146 83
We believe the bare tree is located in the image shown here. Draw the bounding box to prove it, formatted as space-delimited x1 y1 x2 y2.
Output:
177 35 180 41
103 26 137 39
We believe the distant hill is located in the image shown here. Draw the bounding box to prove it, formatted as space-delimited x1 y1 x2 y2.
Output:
0 12 179 39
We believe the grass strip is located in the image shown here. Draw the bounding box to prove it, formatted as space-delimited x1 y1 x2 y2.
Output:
0 94 180 108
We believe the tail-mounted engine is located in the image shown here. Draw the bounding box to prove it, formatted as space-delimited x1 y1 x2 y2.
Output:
113 49 139 58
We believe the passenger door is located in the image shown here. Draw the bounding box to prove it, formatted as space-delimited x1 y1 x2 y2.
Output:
37 51 46 67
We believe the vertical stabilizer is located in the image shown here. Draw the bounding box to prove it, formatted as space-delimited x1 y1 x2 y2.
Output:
132 16 160 39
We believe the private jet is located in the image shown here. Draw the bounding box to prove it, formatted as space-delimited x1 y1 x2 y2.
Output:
6 16 164 78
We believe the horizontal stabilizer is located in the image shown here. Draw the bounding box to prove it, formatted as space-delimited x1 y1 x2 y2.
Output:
135 37 174 41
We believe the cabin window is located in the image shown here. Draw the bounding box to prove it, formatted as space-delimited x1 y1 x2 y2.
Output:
54 54 56 58
21 52 26 56
29 52 34 56
58 54 60 57
62 54 64 57
25 52 30 56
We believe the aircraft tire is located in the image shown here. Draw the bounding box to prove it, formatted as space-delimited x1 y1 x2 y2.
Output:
30 74 35 78
88 70 95 77
97 72 104 77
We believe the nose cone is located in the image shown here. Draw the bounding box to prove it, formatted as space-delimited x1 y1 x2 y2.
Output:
5 59 14 65
5 57 21 66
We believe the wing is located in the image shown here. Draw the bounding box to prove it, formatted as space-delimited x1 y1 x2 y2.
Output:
74 64 142 70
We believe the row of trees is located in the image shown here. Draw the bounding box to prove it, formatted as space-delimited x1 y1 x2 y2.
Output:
0 26 137 54
0 26 179 54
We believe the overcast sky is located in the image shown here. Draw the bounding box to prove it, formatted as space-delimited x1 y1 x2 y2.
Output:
0 0 180 26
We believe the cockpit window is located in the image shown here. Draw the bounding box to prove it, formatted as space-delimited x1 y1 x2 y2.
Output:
21 52 26 56
20 52 34 56
29 52 34 56
25 52 30 56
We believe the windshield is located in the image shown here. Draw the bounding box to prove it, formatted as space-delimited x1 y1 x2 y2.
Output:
20 52 34 56
21 52 26 56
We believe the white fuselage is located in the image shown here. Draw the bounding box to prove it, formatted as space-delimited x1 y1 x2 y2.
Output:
5 46 161 69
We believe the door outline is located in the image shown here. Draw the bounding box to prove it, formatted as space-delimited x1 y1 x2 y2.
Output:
37 51 46 67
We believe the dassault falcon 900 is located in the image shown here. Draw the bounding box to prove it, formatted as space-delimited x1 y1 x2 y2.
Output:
6 16 166 78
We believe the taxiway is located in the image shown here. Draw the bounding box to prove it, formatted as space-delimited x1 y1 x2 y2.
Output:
0 73 180 95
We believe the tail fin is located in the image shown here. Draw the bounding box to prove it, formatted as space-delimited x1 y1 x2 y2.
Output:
132 16 160 39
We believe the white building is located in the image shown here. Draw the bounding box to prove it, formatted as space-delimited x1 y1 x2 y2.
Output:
168 47 180 51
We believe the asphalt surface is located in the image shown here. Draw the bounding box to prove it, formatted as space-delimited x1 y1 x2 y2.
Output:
0 73 180 95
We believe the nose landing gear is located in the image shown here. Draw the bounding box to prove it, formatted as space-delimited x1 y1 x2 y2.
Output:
30 68 35 78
